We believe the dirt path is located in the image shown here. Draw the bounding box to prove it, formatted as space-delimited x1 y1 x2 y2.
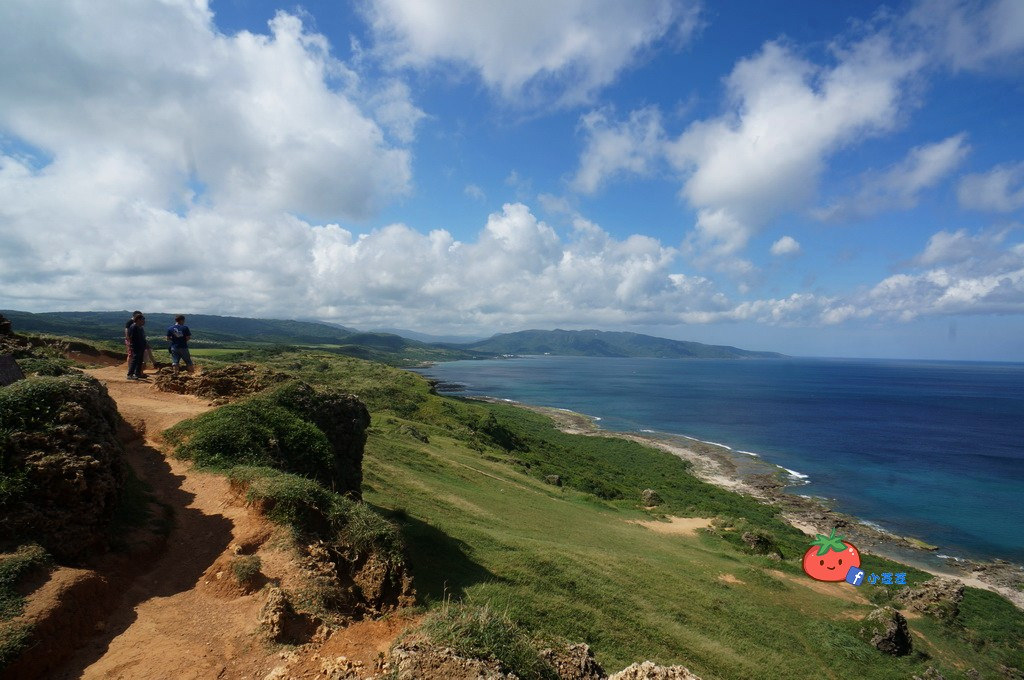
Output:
51 366 279 680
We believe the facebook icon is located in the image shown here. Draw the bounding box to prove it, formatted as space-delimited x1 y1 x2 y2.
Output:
845 566 866 586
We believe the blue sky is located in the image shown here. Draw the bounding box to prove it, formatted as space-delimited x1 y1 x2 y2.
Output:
1 1 1023 359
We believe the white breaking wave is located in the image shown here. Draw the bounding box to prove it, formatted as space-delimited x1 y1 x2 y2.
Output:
781 466 810 481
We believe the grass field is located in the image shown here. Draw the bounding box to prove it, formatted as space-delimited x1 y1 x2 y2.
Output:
240 349 1023 679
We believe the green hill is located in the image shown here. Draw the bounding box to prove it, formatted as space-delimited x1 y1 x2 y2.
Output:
449 329 784 359
0 310 480 365
196 348 1023 678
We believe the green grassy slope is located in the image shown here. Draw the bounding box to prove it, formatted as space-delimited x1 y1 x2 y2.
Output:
235 349 1022 679
1 310 480 365
449 329 784 359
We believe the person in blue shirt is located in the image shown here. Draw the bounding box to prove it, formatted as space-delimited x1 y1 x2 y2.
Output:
166 315 194 373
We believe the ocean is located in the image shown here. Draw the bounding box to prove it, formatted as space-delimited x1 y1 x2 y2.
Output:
417 356 1024 564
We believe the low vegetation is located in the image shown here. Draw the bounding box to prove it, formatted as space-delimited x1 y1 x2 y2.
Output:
218 347 1022 678
0 544 51 667
407 602 559 679
2 332 1021 678
0 374 126 560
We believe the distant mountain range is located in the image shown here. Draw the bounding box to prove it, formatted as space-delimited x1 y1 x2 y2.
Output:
1 311 783 362
370 327 487 345
446 329 783 359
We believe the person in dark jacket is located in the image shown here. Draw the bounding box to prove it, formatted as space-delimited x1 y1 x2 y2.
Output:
124 310 142 373
127 315 148 380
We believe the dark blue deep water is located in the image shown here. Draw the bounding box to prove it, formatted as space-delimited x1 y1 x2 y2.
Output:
419 356 1024 563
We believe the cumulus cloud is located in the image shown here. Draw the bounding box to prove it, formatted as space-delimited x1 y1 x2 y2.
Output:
0 192 741 329
958 161 1024 212
770 236 801 256
666 37 923 263
814 134 970 220
844 227 1024 321
363 0 701 106
572 107 666 194
0 1 420 223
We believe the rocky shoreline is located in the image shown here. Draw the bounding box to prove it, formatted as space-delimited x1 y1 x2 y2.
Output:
472 396 1024 611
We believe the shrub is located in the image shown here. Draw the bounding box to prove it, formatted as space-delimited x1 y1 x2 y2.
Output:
226 466 403 561
167 381 369 497
14 357 76 377
0 376 125 560
414 603 557 680
167 401 333 483
231 555 262 586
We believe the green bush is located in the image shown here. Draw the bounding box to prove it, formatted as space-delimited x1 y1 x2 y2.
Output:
227 466 403 561
415 603 557 680
0 375 90 433
167 402 332 482
231 554 262 586
227 466 336 533
0 621 31 669
14 357 76 377
1 375 125 559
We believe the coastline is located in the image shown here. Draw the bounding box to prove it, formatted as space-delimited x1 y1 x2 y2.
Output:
469 395 1024 610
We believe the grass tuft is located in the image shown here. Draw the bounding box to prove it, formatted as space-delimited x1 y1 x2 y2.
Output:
231 555 262 586
414 602 557 680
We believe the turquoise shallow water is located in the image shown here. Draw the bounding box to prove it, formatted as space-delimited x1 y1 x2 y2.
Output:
418 356 1024 563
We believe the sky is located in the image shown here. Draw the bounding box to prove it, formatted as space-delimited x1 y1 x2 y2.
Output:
1 1 1024 360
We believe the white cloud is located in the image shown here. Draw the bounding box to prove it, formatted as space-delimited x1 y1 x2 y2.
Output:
363 0 701 106
0 1 418 223
907 0 1024 71
672 226 1024 326
572 107 666 194
464 184 486 201
958 161 1024 212
0 192 743 329
666 37 924 262
843 227 1024 321
770 236 801 256
814 134 970 220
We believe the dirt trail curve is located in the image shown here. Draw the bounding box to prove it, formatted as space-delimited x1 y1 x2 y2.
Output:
51 366 278 680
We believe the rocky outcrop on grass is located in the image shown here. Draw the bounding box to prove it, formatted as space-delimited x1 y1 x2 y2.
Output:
389 642 518 679
860 606 912 656
894 577 964 621
391 603 703 680
0 374 126 561
608 661 702 679
539 643 605 679
641 489 662 506
153 362 290 404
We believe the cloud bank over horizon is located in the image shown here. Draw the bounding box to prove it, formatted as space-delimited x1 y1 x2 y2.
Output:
1 0 1023 356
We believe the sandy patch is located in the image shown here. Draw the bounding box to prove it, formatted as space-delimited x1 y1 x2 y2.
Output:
769 569 870 605
718 574 745 585
630 516 713 536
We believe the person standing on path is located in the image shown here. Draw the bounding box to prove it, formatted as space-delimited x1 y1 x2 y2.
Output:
124 310 142 374
166 315 194 373
126 315 149 380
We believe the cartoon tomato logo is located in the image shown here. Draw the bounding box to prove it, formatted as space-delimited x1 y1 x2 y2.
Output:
802 529 861 582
